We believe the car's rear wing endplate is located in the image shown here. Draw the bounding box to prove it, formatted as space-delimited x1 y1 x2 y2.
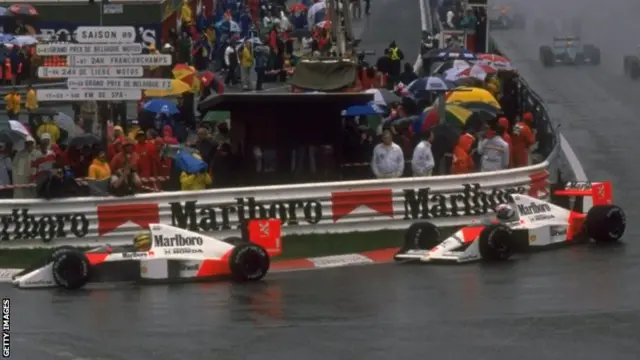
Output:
554 181 612 206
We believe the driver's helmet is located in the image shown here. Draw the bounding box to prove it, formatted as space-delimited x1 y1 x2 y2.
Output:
495 204 516 222
133 231 152 251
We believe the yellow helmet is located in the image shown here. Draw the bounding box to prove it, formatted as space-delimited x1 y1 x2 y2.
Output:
133 232 152 251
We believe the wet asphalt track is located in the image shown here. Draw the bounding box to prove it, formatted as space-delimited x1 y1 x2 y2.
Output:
6 0 640 358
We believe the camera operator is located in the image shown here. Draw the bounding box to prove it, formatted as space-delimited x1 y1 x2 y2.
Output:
109 161 142 196
36 163 84 199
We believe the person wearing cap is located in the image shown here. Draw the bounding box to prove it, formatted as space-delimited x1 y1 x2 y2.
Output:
32 133 56 182
497 116 513 168
512 112 536 167
13 135 40 198
36 116 60 145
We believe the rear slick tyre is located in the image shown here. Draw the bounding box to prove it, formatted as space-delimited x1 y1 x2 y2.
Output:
51 249 91 290
585 205 626 243
478 224 514 262
229 243 270 282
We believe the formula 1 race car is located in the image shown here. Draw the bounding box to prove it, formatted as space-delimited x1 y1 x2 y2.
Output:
623 52 640 79
540 37 601 67
13 219 282 290
395 181 626 263
488 4 525 29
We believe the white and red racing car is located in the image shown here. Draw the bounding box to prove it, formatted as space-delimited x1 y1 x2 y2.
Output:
395 181 626 263
13 219 282 290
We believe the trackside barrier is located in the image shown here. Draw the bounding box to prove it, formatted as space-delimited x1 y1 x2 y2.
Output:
0 42 559 250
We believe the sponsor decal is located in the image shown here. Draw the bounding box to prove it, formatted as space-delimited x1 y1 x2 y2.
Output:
517 202 552 215
165 248 204 255
24 279 54 286
565 181 592 190
532 214 555 221
457 253 480 262
2 298 9 358
403 183 528 220
122 252 148 259
97 203 159 236
153 234 203 247
550 226 567 237
181 264 200 271
169 198 322 231
0 209 89 243
529 235 537 243
330 189 394 223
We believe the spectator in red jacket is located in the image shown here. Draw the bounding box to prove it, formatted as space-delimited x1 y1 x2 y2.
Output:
110 139 140 172
163 125 178 145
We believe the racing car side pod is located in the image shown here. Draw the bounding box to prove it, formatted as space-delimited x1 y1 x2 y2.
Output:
36 242 272 290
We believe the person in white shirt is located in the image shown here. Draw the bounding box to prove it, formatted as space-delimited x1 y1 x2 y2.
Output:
12 136 41 198
411 129 435 176
371 129 404 178
223 41 239 86
477 126 509 172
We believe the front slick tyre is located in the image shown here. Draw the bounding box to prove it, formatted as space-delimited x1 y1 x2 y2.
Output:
478 224 514 261
229 243 270 282
51 249 91 290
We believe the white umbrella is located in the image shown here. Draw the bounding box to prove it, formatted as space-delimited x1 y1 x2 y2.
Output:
54 112 84 140
9 120 30 137
308 1 326 26
10 35 37 46
364 88 401 106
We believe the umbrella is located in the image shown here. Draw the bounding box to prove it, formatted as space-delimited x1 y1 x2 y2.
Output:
215 19 241 33
288 3 307 12
407 76 454 93
458 101 501 115
0 120 29 144
176 151 207 174
199 71 224 94
8 4 38 16
432 59 474 75
0 7 13 17
307 1 326 25
364 88 401 106
54 112 84 139
172 63 198 90
68 133 100 148
10 35 37 46
421 104 473 130
342 103 384 117
476 53 514 71
28 107 57 117
444 64 497 81
424 46 476 61
144 79 192 98
142 99 180 115
316 20 331 29
445 87 501 109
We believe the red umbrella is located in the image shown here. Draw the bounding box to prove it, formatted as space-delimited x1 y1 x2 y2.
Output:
476 53 513 71
200 71 224 94
288 3 307 12
8 4 38 16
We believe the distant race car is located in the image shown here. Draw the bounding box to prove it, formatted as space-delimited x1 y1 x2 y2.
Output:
394 181 626 264
623 52 640 79
540 37 601 67
488 4 525 29
13 220 282 290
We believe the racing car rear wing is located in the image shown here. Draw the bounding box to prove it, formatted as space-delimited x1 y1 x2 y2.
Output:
242 219 282 256
554 181 612 206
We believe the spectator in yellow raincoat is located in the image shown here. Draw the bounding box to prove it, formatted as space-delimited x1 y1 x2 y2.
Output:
36 117 60 145
26 85 37 112
87 151 112 180
180 0 194 31
4 89 20 119
179 153 212 190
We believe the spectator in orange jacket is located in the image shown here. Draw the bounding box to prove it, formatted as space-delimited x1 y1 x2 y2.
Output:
497 117 513 168
512 112 536 167
451 133 475 174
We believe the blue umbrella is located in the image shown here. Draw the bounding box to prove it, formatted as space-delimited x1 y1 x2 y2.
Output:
0 34 14 44
407 76 455 95
143 99 180 115
175 151 207 174
342 103 384 117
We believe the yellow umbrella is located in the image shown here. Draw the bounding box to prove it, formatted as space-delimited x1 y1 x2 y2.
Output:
144 79 192 98
445 87 501 109
172 64 196 80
